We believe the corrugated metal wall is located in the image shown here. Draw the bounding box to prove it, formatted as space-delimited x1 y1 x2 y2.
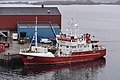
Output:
18 27 60 42
0 15 61 30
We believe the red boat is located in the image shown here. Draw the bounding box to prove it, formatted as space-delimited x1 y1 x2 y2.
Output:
0 41 9 48
0 44 5 52
19 18 106 65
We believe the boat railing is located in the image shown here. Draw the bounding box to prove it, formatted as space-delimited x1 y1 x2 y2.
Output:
20 48 39 53
20 48 30 52
92 45 106 50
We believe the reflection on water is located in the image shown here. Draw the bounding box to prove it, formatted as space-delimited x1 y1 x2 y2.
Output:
0 57 106 80
21 58 106 80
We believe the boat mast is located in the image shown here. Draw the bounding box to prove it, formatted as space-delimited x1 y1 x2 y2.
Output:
47 9 58 43
35 17 38 47
49 22 58 43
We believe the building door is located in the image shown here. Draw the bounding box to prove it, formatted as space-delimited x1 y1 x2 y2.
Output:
20 32 26 38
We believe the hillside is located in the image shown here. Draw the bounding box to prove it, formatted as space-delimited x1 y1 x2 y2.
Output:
0 0 120 5
115 0 120 4
0 0 96 5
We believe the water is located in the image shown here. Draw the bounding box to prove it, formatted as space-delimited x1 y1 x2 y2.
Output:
0 58 105 80
1 5 120 80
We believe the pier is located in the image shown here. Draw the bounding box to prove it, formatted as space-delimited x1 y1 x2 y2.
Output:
0 40 25 66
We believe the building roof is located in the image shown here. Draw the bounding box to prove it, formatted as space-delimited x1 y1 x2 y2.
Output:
17 22 60 28
0 7 61 15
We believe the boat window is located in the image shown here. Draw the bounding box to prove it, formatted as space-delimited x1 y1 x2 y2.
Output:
71 46 76 48
92 45 94 48
64 40 71 42
72 40 76 42
95 45 98 47
66 46 69 48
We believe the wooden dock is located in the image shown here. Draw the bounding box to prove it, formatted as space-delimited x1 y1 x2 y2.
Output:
0 40 49 67
0 41 25 66
0 53 24 66
0 53 19 61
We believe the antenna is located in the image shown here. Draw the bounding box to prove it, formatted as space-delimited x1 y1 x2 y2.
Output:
35 17 38 47
74 24 78 38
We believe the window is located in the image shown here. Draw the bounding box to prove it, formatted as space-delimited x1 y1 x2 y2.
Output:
71 46 76 48
66 46 69 48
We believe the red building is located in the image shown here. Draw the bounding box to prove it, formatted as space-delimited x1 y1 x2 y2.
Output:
0 6 61 37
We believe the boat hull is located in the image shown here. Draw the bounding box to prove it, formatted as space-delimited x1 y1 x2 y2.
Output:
0 44 5 53
20 49 106 65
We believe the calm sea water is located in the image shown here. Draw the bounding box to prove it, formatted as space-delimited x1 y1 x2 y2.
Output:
1 5 120 80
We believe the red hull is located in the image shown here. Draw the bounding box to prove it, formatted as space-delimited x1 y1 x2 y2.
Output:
20 49 106 65
21 57 106 75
